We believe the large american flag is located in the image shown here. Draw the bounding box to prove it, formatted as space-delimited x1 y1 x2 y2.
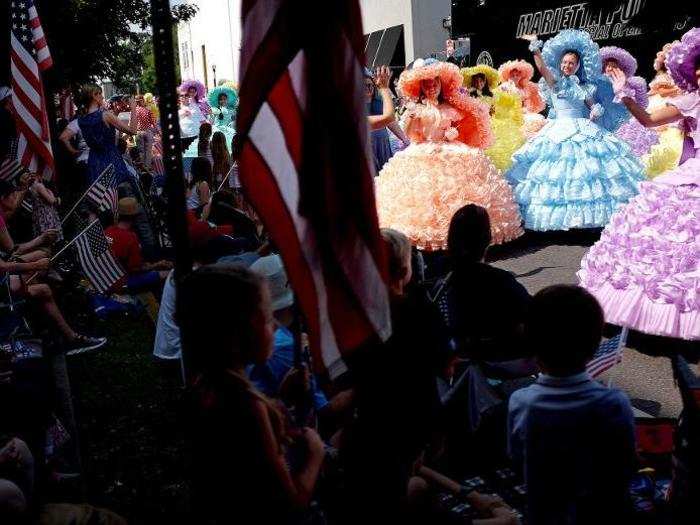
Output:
74 218 124 294
86 164 118 215
237 0 391 378
10 0 54 179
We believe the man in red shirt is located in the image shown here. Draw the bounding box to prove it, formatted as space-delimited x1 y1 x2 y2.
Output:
134 95 158 169
105 197 171 293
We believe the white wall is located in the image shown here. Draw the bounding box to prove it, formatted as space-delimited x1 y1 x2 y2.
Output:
360 0 451 64
360 0 415 62
175 0 452 86
410 0 451 60
177 0 242 89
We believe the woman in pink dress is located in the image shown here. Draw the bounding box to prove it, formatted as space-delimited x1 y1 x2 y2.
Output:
375 59 522 251
498 59 546 138
578 28 700 341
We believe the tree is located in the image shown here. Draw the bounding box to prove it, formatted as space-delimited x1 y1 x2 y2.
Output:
139 26 181 95
33 0 198 90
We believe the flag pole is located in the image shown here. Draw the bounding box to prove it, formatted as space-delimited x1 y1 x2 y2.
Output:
60 164 113 225
151 0 193 384
290 299 312 428
24 218 100 284
216 163 236 193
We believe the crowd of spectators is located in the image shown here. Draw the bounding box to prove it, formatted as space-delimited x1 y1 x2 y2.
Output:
0 78 695 525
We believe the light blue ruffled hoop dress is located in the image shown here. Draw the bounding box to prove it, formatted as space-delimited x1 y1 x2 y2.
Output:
505 30 645 231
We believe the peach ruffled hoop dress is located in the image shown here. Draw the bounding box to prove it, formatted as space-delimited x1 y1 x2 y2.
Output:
375 100 523 250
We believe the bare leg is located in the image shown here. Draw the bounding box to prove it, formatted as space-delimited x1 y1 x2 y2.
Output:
26 283 77 340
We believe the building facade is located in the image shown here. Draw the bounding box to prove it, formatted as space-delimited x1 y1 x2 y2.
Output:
177 0 242 89
361 0 451 68
176 0 452 87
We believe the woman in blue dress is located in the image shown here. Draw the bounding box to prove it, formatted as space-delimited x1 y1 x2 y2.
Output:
77 85 137 186
184 85 237 160
507 30 645 230
364 68 409 172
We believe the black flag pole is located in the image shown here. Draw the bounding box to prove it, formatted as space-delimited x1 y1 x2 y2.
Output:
150 0 193 384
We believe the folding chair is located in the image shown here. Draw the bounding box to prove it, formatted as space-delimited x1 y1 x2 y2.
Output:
586 326 629 387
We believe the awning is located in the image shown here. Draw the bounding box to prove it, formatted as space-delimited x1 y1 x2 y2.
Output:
364 24 404 68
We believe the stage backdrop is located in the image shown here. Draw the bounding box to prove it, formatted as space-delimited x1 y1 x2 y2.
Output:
452 1 698 79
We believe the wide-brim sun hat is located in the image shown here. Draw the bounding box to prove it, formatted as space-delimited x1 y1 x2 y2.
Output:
599 46 638 77
498 60 535 87
666 27 700 92
118 197 141 217
541 29 602 84
249 254 294 312
207 85 238 110
178 79 206 99
461 64 500 90
398 58 463 101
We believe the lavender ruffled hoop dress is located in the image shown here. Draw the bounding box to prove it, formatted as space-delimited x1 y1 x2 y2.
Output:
578 89 700 341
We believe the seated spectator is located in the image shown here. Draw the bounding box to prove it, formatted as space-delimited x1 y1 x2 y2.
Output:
508 285 636 524
340 228 449 522
180 265 325 524
202 188 259 243
25 175 63 243
115 138 158 260
446 204 531 361
0 181 57 263
153 240 221 363
246 254 353 427
0 255 105 354
186 157 212 215
105 198 172 294
0 437 126 524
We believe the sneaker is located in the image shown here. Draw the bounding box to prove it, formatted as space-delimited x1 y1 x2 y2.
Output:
64 334 107 356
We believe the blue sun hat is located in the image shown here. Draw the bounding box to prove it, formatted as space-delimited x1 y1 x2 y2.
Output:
207 85 238 110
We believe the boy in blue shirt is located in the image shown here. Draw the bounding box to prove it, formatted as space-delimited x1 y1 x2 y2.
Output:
508 285 636 524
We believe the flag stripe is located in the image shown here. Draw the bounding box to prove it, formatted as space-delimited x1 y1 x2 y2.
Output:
239 0 391 377
11 0 54 178
247 105 342 370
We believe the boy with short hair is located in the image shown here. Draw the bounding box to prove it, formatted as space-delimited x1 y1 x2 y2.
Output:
508 285 636 524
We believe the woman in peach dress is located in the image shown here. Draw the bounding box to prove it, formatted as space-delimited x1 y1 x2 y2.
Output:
375 59 523 251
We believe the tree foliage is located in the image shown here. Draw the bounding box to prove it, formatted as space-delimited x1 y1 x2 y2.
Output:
34 0 198 89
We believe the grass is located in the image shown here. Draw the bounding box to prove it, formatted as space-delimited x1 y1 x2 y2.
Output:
66 313 188 524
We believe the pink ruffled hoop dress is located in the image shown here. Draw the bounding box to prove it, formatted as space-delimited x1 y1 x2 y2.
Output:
375 100 523 250
578 92 700 340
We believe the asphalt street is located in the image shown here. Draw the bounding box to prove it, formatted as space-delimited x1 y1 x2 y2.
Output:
486 230 697 418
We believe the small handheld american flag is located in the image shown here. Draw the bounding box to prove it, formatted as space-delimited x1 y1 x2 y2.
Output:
74 218 124 294
586 328 627 379
85 164 118 214
0 157 27 185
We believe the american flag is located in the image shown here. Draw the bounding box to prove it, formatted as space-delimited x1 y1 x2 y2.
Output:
86 164 118 214
74 218 124 294
0 130 26 185
586 330 626 379
0 156 27 184
237 0 391 378
10 0 54 179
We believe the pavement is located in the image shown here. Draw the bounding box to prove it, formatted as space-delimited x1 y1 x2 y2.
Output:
484 230 695 419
